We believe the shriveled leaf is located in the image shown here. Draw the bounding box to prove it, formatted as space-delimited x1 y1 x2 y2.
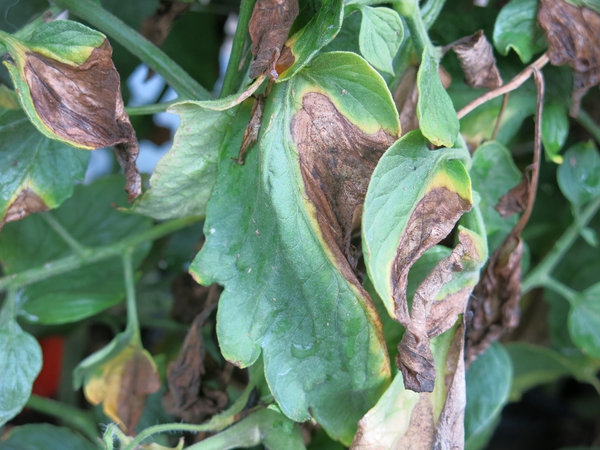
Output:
0 303 42 427
276 0 344 81
0 21 141 200
0 176 153 324
84 342 160 431
140 1 191 47
495 177 529 218
0 424 97 450
538 0 600 116
569 282 600 358
352 322 467 449
0 108 89 229
557 141 600 207
470 141 522 253
493 0 547 63
453 30 502 90
541 102 569 163
464 343 512 447
356 6 404 75
248 0 299 79
417 47 460 147
235 95 265 164
191 52 398 444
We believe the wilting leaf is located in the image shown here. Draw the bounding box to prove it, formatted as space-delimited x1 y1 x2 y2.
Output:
248 0 299 79
0 21 141 200
417 47 460 147
493 0 547 63
541 102 569 163
83 340 160 431
352 322 467 449
0 424 97 450
557 141 600 207
495 177 529 218
191 52 398 444
236 95 265 164
140 1 191 47
354 6 404 75
0 176 153 324
568 282 600 358
464 343 512 448
470 141 522 253
538 0 600 116
0 108 89 229
276 0 344 81
452 30 502 90
0 301 42 427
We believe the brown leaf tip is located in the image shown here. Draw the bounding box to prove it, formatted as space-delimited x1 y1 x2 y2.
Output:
2 189 49 229
453 30 503 90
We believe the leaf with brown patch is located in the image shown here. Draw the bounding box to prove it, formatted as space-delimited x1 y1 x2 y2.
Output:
248 0 299 79
537 0 600 116
452 30 503 90
495 176 529 218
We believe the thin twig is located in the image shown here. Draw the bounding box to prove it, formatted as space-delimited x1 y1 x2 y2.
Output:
491 92 509 141
457 52 549 120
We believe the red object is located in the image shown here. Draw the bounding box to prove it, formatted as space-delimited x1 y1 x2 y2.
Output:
32 336 64 398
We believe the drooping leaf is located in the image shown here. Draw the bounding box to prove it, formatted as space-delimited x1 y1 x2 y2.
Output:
276 0 344 81
352 322 467 449
541 102 569 163
191 52 399 444
557 141 600 207
0 108 89 228
464 343 512 448
538 0 600 116
0 297 42 426
493 0 547 63
569 282 600 358
0 21 141 200
417 47 460 147
355 6 403 75
0 423 97 450
0 176 153 324
248 0 299 79
452 30 502 90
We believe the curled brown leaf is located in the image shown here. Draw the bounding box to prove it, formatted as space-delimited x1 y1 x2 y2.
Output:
235 95 265 164
141 1 191 47
452 30 503 90
495 176 529 218
2 189 48 229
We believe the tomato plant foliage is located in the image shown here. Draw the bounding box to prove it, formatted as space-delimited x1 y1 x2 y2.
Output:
1 0 600 448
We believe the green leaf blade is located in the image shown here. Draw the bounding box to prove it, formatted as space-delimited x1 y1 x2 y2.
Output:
557 141 600 207
569 283 600 358
0 423 97 450
541 102 569 164
357 6 404 75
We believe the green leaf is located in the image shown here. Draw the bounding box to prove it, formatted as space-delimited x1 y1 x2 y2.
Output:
277 0 344 82
0 297 42 426
569 282 600 358
356 6 403 75
362 130 472 319
470 141 522 253
541 102 569 164
0 423 97 450
191 52 399 444
0 108 90 227
465 343 512 447
493 0 547 63
0 176 153 324
417 47 459 147
557 141 600 207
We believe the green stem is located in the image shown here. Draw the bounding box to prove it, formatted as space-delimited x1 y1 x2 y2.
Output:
41 212 88 257
577 109 600 144
539 276 578 302
395 0 431 59
0 216 201 292
420 0 447 29
219 0 256 98
0 287 18 325
52 0 211 101
125 100 178 116
25 395 99 444
122 249 141 343
122 382 259 450
522 197 600 293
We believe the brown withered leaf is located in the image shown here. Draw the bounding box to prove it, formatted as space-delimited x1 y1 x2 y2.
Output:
3 189 48 227
495 176 529 218
248 0 299 79
171 275 221 324
291 92 396 277
141 1 190 47
235 95 265 164
25 40 141 200
538 0 600 116
452 30 503 90
117 350 162 432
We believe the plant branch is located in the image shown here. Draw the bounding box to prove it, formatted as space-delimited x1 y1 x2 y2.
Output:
25 395 99 444
41 212 88 257
125 100 178 116
457 52 550 120
219 0 256 98
0 216 201 292
395 0 431 59
577 108 600 144
492 93 509 141
51 0 211 101
522 197 600 293
122 248 141 343
539 276 578 302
